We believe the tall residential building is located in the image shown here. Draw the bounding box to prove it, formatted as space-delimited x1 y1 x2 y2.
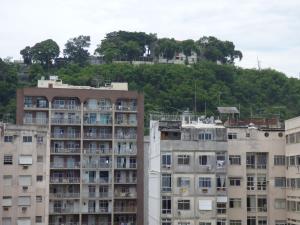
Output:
285 117 300 225
16 77 144 225
147 113 287 225
0 123 49 225
148 114 228 225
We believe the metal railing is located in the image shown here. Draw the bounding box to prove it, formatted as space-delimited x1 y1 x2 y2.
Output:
116 163 137 169
115 134 137 139
114 191 137 198
83 106 112 111
52 104 80 110
82 162 112 169
114 206 137 213
83 148 112 155
23 117 48 125
51 148 80 154
114 177 137 184
84 133 112 139
82 191 112 198
49 222 79 225
51 118 81 125
82 178 111 184
84 119 112 125
50 162 80 169
50 177 80 183
115 105 137 112
50 192 80 198
50 207 79 214
115 120 137 126
51 133 81 139
114 147 137 155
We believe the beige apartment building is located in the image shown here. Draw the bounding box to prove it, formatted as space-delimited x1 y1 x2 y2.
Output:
14 77 144 225
0 123 49 225
147 113 289 225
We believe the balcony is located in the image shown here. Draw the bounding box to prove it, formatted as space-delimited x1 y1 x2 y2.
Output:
88 207 111 213
82 162 112 169
50 192 80 198
114 148 137 155
84 105 112 111
83 148 112 155
114 191 136 198
115 105 137 112
82 223 111 225
51 133 81 139
114 177 137 184
24 104 48 110
82 178 111 184
115 120 137 127
116 163 137 169
23 117 48 125
51 148 81 154
52 104 80 110
115 134 137 140
84 133 112 140
84 119 112 126
114 206 137 213
82 191 112 198
51 118 81 125
50 177 80 184
50 207 79 214
50 223 79 225
50 162 80 169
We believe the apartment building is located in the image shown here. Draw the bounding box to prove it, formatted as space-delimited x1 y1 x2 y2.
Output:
148 114 228 225
285 117 300 225
147 113 288 225
15 77 144 225
0 123 49 225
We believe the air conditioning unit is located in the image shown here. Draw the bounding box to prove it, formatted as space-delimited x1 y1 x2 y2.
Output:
22 186 28 191
22 207 27 212
23 165 29 169
202 188 208 193
3 206 9 211
165 165 171 168
177 210 181 216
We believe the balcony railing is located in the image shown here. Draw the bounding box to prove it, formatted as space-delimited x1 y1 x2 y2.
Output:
52 104 80 110
50 192 80 198
114 206 137 213
114 177 137 184
116 163 137 169
82 178 111 184
114 148 137 155
114 191 137 198
50 207 79 214
50 222 79 225
51 133 81 139
115 121 137 126
82 162 112 169
88 207 110 213
115 134 137 140
51 118 81 125
51 148 81 154
82 223 111 225
23 117 48 125
115 105 137 112
50 177 80 183
84 133 112 139
82 191 112 198
50 162 80 169
83 148 112 155
24 104 48 109
84 106 112 111
84 119 112 125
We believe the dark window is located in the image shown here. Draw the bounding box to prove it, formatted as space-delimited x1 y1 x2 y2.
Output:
4 136 13 142
23 136 32 143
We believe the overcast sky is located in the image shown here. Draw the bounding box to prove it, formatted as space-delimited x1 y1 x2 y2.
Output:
1 0 299 77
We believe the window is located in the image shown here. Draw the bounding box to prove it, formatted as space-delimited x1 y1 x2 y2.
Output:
228 132 237 139
199 177 211 188
199 155 208 165
229 177 241 186
17 218 31 225
258 217 267 225
177 177 190 187
247 195 256 212
162 196 171 214
37 156 43 163
3 196 12 206
247 217 256 225
275 199 286 209
230 221 242 225
2 218 12 225
275 177 286 188
178 200 190 210
216 176 226 190
217 219 226 225
290 156 296 166
229 155 241 165
162 153 172 168
18 196 31 206
162 218 171 225
19 155 32 165
37 136 43 144
216 152 226 168
162 174 172 192
216 202 226 214
37 176 43 182
257 175 266 190
274 155 285 166
178 155 190 165
19 175 32 186
36 216 42 223
246 152 255 169
4 136 13 142
178 223 190 225
257 195 267 212
3 175 12 186
247 175 255 190
4 155 13 165
23 136 32 143
199 132 212 140
36 196 42 203
199 223 211 225
229 198 241 208
275 220 286 225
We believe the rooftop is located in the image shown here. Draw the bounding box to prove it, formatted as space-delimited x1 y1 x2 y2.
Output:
37 76 128 91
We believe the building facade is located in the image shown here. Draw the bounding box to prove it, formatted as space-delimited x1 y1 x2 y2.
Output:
0 124 49 225
147 114 288 225
15 77 144 225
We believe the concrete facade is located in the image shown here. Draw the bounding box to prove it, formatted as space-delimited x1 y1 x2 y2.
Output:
0 124 49 225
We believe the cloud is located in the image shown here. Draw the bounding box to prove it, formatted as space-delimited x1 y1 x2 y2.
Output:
0 0 299 76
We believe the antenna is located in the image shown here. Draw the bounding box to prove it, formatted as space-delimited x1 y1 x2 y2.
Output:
257 56 261 71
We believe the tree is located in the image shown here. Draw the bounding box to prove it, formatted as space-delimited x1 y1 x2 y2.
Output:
31 39 60 69
180 39 196 64
20 46 32 65
154 38 179 62
122 41 143 63
63 35 91 66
